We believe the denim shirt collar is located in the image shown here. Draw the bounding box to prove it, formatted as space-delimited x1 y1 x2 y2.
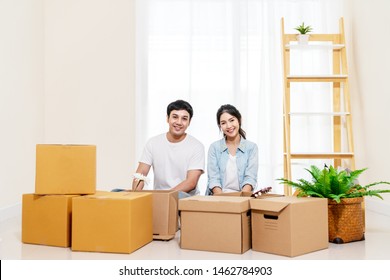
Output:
219 137 247 153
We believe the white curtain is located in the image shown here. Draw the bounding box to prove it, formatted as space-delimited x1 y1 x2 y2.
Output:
135 0 344 194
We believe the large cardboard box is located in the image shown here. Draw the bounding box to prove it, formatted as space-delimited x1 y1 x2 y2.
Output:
179 195 252 254
72 191 153 254
35 144 96 195
22 193 78 247
250 196 328 257
132 190 178 240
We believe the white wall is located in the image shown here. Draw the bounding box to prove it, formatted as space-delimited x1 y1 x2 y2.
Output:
44 0 136 190
0 0 44 214
0 0 136 215
344 0 390 210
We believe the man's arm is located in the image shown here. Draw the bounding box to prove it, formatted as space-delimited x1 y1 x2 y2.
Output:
132 162 151 190
172 169 203 193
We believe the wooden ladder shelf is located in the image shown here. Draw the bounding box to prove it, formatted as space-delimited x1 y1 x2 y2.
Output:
281 17 355 196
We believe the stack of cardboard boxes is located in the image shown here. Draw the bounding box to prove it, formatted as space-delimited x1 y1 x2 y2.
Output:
21 144 159 254
22 144 97 248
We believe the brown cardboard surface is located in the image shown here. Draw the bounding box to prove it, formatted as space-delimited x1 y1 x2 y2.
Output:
215 191 284 199
71 191 153 254
254 193 285 199
179 195 251 213
214 191 253 197
250 196 328 257
131 190 178 240
179 195 251 254
35 144 96 195
22 194 78 247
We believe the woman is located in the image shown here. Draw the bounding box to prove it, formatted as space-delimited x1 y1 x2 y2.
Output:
206 104 258 195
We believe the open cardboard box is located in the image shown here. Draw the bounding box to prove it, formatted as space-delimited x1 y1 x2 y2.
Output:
131 189 178 240
179 195 252 254
250 196 328 257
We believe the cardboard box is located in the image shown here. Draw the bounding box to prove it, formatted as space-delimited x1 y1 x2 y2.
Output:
22 193 78 247
132 190 178 240
72 191 153 254
250 196 328 257
179 195 252 254
35 144 96 195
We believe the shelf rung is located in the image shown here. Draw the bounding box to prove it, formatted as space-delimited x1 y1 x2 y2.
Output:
285 152 354 159
285 44 345 50
289 112 350 116
287 75 347 82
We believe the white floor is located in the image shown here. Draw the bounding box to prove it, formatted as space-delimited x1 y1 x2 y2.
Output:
1 209 390 260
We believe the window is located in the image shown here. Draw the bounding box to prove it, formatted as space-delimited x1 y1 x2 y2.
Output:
136 0 344 194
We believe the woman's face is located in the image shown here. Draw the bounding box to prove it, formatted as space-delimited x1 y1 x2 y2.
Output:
219 112 240 139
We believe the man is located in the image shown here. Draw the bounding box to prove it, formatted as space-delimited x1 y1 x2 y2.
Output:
132 100 205 198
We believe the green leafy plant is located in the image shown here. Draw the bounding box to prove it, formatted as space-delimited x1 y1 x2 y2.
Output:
294 22 313 34
278 165 390 203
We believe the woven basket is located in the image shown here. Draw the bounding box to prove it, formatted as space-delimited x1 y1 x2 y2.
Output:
328 197 365 244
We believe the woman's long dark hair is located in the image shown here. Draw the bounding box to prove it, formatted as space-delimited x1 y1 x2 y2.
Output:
216 104 246 139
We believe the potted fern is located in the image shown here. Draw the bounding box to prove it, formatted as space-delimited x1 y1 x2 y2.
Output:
294 22 312 44
278 165 390 244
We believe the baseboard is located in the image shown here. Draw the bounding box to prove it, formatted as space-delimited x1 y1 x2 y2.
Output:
0 203 21 222
365 198 390 217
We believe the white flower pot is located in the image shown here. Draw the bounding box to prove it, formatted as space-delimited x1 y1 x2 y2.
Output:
297 34 310 44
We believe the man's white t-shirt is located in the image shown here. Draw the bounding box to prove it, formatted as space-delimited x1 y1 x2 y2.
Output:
140 133 205 196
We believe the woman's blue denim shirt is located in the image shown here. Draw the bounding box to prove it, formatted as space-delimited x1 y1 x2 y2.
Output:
206 137 258 195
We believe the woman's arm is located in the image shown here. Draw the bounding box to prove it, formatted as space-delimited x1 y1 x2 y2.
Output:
242 143 259 190
206 143 222 195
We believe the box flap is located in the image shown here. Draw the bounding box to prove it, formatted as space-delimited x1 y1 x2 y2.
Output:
179 195 251 213
254 193 284 199
250 196 322 212
250 197 290 212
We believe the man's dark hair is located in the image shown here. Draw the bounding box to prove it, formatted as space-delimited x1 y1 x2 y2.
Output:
167 100 194 120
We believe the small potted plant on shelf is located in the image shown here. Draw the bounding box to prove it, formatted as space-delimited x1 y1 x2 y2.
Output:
278 164 390 244
294 22 312 44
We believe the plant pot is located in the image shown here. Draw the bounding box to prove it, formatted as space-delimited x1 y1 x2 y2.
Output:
328 197 365 244
296 34 310 44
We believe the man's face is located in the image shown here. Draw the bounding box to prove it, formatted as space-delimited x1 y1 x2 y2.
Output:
167 109 191 139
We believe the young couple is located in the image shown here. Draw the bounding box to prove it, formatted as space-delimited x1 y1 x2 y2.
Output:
131 99 258 197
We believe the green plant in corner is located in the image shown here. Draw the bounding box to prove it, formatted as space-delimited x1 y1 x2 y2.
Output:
278 164 390 203
294 22 313 34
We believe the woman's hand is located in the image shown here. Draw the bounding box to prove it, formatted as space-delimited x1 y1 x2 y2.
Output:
212 187 223 194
